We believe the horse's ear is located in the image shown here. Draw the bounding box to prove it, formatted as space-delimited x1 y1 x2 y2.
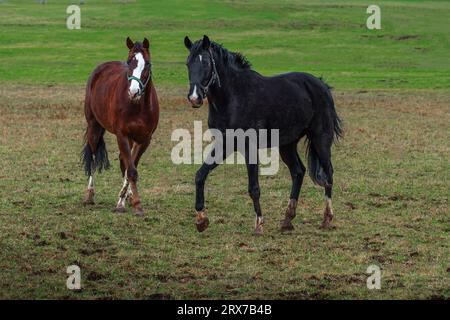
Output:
126 37 134 50
143 38 150 49
184 36 192 50
202 35 211 50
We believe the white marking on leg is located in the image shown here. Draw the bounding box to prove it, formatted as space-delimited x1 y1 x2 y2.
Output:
255 215 264 228
199 54 202 62
325 196 334 215
254 215 264 234
116 173 129 208
117 196 126 208
87 176 94 190
126 184 133 199
120 176 128 191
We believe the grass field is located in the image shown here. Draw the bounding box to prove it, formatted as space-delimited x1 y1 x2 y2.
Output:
1 0 450 89
0 0 449 299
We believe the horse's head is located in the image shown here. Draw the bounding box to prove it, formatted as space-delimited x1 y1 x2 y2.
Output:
184 35 219 108
126 37 152 100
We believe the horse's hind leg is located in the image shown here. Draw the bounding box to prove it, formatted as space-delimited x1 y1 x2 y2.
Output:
279 142 306 231
83 121 105 205
311 136 335 229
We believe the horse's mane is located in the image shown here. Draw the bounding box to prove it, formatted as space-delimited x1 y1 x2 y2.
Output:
132 42 144 50
191 40 252 71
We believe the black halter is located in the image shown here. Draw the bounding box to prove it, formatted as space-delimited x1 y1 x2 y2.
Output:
199 48 221 97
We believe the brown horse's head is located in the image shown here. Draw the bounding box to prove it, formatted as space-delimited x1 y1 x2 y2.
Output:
126 37 152 100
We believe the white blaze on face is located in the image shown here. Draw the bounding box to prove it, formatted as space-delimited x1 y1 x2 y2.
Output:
190 84 199 101
129 52 145 97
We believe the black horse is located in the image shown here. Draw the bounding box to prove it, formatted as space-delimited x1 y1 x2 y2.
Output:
184 35 342 235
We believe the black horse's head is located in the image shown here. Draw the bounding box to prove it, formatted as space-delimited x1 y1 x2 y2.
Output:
184 35 217 108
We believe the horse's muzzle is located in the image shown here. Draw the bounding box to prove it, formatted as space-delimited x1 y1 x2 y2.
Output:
189 97 203 108
129 90 141 101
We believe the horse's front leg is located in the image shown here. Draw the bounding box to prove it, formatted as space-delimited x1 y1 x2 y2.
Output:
114 171 129 213
115 139 134 213
115 135 144 216
127 139 151 205
194 145 226 232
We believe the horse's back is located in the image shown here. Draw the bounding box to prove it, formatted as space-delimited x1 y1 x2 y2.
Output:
238 71 334 145
86 61 126 91
84 61 127 131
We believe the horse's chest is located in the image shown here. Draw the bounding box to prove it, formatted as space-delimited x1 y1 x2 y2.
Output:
125 116 153 142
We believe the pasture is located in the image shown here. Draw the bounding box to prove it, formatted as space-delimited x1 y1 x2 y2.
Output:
0 0 449 299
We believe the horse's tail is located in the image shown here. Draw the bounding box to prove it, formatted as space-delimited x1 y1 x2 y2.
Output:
304 77 343 186
318 78 343 142
305 140 328 187
81 131 110 177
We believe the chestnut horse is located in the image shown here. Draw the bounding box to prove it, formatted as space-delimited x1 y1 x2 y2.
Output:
81 37 159 216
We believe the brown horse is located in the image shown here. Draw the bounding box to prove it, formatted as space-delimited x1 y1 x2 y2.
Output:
81 37 159 216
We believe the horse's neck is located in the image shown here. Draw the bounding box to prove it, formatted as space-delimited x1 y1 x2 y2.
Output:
207 66 240 112
142 81 153 103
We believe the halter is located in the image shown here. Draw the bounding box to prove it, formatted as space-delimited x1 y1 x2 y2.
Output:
127 62 152 97
199 48 221 98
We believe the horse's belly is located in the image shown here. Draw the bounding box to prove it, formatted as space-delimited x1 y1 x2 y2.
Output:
89 96 116 133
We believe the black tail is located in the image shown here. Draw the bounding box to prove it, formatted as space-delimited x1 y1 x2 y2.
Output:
305 78 343 187
320 77 343 143
81 134 110 177
306 140 328 187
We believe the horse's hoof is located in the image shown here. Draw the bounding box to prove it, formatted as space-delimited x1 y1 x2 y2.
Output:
83 189 95 205
320 207 334 229
280 199 296 231
196 217 209 232
254 216 264 235
254 226 263 236
113 206 126 214
134 209 145 217
280 220 294 232
195 211 209 232
320 220 334 230
83 200 95 206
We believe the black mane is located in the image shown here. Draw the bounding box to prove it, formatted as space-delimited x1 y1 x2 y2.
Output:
190 40 252 71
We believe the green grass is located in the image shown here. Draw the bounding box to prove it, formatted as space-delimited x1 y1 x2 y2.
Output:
0 85 448 299
0 0 449 89
0 0 449 299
